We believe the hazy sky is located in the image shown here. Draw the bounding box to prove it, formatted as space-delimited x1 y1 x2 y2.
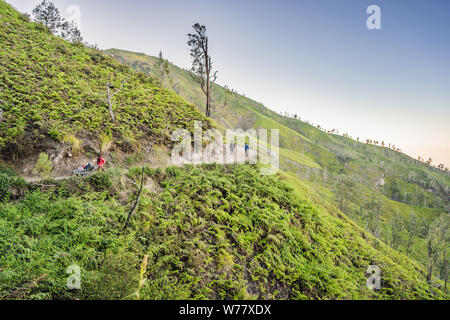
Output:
8 0 450 166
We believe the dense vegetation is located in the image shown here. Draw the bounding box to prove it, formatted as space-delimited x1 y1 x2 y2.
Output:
0 0 448 300
0 1 209 162
0 165 446 299
107 48 449 281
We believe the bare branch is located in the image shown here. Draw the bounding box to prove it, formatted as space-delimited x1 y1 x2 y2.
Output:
200 79 207 95
111 76 130 98
124 145 152 230
2 274 48 299
121 174 139 188
106 82 115 123
211 70 218 83
106 75 131 124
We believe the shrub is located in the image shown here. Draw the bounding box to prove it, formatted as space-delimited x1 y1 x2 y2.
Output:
0 173 12 201
33 153 53 179
18 13 30 22
99 131 114 154
85 250 139 299
88 172 112 191
63 133 82 156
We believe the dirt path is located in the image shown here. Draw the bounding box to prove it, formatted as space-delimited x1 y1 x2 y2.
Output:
24 174 73 183
22 145 261 184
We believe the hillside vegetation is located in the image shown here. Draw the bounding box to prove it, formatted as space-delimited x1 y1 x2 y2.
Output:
0 165 447 299
0 1 210 168
0 1 448 300
107 48 449 277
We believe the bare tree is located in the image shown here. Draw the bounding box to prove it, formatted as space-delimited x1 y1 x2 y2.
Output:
124 146 151 230
440 248 448 292
106 77 129 124
187 23 217 117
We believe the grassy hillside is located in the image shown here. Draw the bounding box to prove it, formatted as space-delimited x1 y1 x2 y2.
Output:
106 48 449 275
0 2 210 167
0 1 448 300
0 165 447 299
106 49 449 207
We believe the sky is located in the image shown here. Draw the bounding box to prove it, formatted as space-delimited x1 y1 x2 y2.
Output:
7 0 450 167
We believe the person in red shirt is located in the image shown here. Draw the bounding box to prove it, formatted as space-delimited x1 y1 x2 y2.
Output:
97 154 106 171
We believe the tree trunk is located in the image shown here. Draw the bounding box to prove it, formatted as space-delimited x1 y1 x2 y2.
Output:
427 239 433 284
124 164 145 230
444 251 448 293
205 38 211 117
106 83 115 123
123 147 150 230
427 262 433 284
445 277 448 293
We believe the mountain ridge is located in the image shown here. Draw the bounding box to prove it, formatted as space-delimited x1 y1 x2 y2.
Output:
106 48 449 275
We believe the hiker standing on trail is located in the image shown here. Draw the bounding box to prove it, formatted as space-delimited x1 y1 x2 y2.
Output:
97 154 106 171
245 143 250 157
230 141 235 153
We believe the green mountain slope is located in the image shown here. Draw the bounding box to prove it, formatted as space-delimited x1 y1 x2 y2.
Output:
0 1 448 300
1 164 447 299
0 3 210 167
106 49 449 207
106 48 449 274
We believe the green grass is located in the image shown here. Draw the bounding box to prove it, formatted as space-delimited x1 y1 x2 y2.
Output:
0 165 447 300
108 48 449 278
0 1 211 160
0 1 448 300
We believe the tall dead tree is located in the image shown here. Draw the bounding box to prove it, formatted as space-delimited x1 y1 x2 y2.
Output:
442 249 448 292
187 23 217 117
106 78 128 124
124 146 151 230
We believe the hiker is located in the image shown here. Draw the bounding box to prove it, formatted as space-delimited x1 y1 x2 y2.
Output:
244 143 250 156
73 162 95 176
229 141 235 153
76 162 92 171
97 154 106 171
84 163 93 171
